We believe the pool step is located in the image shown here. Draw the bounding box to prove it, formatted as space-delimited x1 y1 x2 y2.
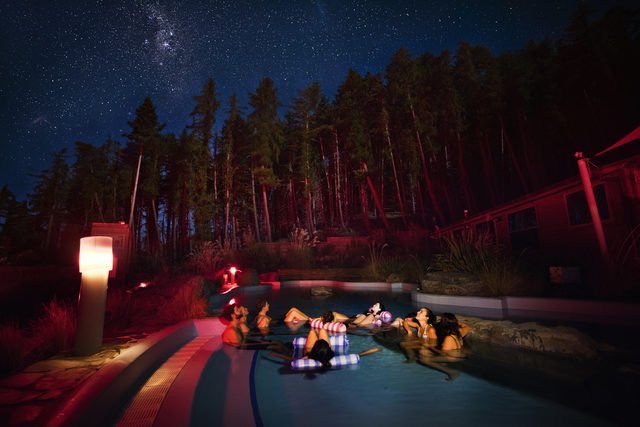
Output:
117 336 211 427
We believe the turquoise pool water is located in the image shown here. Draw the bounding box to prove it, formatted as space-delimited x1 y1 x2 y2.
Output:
194 286 619 426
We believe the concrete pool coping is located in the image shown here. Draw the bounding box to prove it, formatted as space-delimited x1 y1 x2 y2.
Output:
48 318 227 427
48 280 640 425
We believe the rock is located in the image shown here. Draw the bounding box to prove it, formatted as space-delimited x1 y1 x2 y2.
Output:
0 373 44 388
37 389 64 400
9 405 41 424
461 316 599 358
0 388 42 405
34 368 95 391
310 286 333 296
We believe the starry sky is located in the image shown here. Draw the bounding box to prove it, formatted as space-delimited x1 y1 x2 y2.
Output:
0 0 634 200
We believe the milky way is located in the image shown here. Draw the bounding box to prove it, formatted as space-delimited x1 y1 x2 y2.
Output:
0 0 634 199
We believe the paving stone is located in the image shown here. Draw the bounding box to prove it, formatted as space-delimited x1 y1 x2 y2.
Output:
0 388 42 405
37 389 64 400
24 359 87 373
0 373 44 388
8 404 41 424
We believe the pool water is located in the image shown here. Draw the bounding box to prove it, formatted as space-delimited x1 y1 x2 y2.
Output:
194 286 623 426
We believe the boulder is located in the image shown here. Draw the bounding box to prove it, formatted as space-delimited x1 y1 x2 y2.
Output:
461 316 599 358
310 286 333 297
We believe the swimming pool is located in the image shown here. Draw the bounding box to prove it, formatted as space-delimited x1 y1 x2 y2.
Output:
191 286 615 426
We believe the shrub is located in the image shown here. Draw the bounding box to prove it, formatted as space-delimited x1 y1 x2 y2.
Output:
285 227 318 268
0 321 27 374
361 240 388 280
28 298 76 360
161 276 208 323
104 289 137 336
433 230 527 296
187 241 227 275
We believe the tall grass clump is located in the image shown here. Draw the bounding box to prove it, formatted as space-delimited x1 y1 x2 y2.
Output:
362 240 388 280
161 276 208 323
29 298 76 360
104 289 137 336
187 241 227 275
285 227 318 268
0 321 27 374
240 229 280 272
434 230 524 296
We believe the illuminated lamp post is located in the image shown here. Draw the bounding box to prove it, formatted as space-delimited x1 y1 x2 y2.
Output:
74 236 113 356
229 266 240 284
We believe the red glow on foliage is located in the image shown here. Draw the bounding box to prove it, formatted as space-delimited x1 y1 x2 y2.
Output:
228 298 236 305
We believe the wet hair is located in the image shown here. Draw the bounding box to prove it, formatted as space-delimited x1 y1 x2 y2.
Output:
321 311 335 323
222 303 237 321
425 308 437 325
308 339 335 369
366 303 386 316
256 298 268 312
436 312 461 347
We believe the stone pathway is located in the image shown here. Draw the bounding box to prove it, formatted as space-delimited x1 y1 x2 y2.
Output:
0 336 145 425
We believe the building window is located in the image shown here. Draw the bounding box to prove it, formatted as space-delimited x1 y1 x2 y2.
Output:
508 207 538 252
566 184 610 226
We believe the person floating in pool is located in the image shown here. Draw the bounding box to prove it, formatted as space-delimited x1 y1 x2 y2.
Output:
222 303 290 354
349 302 386 327
302 328 335 369
284 308 350 324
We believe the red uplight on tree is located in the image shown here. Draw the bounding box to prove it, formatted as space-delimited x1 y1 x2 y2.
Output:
229 266 237 275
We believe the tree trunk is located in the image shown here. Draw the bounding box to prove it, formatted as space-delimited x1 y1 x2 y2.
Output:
410 103 445 225
251 169 261 242
319 134 335 227
181 162 188 253
476 128 498 206
456 132 475 212
363 162 391 231
358 181 371 232
224 151 231 245
262 184 272 242
334 131 346 230
384 120 407 227
498 112 529 194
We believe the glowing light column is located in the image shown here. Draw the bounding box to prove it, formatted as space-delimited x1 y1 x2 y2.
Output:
74 236 113 356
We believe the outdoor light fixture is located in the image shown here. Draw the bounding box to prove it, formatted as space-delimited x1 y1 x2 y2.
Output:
229 266 239 284
74 236 113 356
219 266 241 294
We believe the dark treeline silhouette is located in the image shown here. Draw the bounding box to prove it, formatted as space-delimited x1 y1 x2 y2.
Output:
1 5 639 265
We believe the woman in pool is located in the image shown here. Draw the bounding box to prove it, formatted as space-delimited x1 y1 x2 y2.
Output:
415 312 471 381
402 307 437 339
222 303 290 354
302 328 335 369
284 307 349 323
349 302 386 326
434 312 470 350
253 298 272 331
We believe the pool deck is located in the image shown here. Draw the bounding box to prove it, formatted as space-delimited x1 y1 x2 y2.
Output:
49 317 254 426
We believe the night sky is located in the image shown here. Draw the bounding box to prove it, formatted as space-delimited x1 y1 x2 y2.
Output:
0 0 634 200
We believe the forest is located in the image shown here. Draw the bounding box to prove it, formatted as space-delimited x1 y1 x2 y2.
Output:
1 5 639 266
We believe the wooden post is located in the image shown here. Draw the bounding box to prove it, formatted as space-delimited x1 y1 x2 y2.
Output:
575 152 608 260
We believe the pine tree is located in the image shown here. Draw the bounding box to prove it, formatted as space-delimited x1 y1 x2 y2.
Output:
248 78 283 242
